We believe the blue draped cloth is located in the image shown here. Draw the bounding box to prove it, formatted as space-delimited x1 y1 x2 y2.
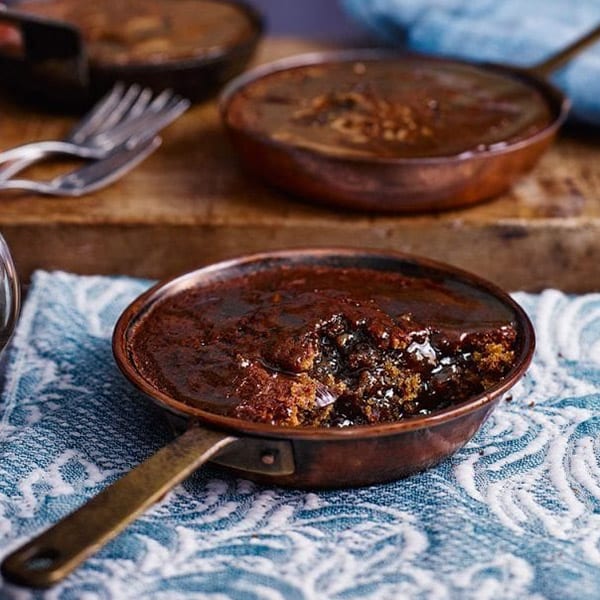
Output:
1 271 600 598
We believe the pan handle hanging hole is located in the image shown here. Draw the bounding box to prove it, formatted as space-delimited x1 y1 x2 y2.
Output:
23 548 61 572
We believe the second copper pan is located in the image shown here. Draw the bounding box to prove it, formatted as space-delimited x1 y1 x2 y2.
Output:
220 26 600 212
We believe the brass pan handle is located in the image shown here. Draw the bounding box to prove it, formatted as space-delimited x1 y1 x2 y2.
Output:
1 426 237 588
530 23 600 78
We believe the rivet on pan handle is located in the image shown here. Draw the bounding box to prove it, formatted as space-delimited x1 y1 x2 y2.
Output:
0 426 236 588
211 437 295 476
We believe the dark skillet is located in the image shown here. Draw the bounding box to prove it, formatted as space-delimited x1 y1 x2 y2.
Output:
220 25 600 213
1 248 534 587
0 0 263 110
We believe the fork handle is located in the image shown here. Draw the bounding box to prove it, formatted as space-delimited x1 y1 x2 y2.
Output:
0 178 56 194
0 143 70 183
0 158 38 182
0 141 105 167
0 141 107 183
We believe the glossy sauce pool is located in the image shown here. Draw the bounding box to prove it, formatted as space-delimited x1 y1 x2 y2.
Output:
127 265 518 427
225 58 554 159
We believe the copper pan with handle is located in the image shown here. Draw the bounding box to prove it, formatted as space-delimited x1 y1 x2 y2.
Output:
1 248 535 588
220 25 600 212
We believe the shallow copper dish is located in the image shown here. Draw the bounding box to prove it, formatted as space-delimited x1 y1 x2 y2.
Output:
1 248 535 587
220 28 599 212
0 0 263 109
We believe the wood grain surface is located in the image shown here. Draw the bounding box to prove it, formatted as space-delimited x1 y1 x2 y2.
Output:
0 38 599 291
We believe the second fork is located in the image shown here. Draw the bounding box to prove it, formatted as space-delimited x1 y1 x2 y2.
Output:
0 83 189 180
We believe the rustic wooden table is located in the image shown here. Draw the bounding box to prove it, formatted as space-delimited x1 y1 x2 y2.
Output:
0 38 599 292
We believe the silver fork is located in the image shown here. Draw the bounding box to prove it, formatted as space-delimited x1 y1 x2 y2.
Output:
0 136 162 196
0 83 189 180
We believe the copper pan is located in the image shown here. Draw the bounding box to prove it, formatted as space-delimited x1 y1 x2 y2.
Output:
1 248 535 587
0 0 263 110
220 25 600 212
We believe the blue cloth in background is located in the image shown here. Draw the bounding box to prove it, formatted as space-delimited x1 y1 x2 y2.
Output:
1 271 600 598
341 0 600 125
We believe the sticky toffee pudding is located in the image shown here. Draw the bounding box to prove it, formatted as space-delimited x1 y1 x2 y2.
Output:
127 265 518 428
224 58 553 159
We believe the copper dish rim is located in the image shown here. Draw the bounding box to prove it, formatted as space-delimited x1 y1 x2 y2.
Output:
113 247 536 442
219 48 569 165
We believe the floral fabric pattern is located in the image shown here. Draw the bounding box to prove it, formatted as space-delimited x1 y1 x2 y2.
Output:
1 271 599 599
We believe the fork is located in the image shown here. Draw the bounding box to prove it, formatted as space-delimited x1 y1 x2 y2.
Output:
0 136 162 196
0 83 189 180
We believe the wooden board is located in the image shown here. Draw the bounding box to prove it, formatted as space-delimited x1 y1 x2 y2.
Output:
0 38 599 292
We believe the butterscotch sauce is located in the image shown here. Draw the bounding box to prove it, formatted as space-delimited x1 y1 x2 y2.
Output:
226 58 553 159
128 265 518 427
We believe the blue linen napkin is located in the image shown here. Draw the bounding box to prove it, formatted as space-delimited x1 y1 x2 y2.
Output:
1 270 600 599
341 0 600 125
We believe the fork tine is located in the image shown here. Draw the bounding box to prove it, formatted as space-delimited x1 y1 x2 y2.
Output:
147 88 175 112
124 87 155 121
95 95 190 148
126 97 190 146
90 87 169 143
100 84 143 131
97 94 190 148
93 88 174 148
68 83 127 144
72 85 162 148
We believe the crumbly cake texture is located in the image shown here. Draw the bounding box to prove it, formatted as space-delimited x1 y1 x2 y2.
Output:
232 309 516 427
128 266 518 428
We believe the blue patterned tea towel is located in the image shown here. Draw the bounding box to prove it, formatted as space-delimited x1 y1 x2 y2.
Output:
1 271 600 598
